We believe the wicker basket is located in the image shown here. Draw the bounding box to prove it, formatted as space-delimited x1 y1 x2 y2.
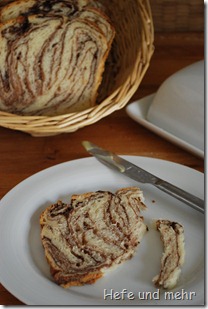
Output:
0 0 154 136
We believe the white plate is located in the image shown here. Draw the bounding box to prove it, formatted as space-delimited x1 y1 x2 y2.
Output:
0 157 204 305
126 95 204 158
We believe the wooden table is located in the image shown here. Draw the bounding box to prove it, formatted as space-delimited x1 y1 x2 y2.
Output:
0 32 204 305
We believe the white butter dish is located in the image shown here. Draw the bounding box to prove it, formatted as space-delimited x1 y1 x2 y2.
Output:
126 61 204 158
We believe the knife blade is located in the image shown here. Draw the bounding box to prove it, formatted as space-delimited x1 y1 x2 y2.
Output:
82 141 204 214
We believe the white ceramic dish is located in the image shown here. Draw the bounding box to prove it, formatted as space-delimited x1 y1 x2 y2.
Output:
0 157 204 305
126 61 204 158
126 94 204 158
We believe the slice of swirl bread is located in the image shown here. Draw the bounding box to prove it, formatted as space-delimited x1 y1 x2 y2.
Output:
0 12 114 115
152 220 185 289
40 187 147 287
0 0 115 115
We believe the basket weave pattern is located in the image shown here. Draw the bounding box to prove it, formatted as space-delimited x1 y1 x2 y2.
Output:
0 0 154 136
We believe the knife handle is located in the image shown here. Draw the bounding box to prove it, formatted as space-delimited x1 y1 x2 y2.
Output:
155 181 204 214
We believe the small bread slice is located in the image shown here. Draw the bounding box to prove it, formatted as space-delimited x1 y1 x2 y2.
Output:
40 187 147 288
152 219 185 289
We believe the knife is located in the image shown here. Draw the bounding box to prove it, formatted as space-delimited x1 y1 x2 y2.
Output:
82 141 204 214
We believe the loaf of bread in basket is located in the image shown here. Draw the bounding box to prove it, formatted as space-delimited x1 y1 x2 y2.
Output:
0 0 115 115
0 0 154 136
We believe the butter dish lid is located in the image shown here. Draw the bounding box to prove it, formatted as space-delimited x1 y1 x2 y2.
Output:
146 61 204 152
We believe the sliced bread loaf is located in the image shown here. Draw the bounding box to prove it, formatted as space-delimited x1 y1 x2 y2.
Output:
0 0 115 115
0 11 114 114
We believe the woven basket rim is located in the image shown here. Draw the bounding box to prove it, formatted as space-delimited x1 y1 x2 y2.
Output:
0 0 154 136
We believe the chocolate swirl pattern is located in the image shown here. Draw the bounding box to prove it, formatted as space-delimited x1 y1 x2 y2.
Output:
40 187 147 287
0 0 115 115
0 0 89 22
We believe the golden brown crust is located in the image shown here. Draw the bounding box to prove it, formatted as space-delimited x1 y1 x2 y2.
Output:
55 271 103 288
